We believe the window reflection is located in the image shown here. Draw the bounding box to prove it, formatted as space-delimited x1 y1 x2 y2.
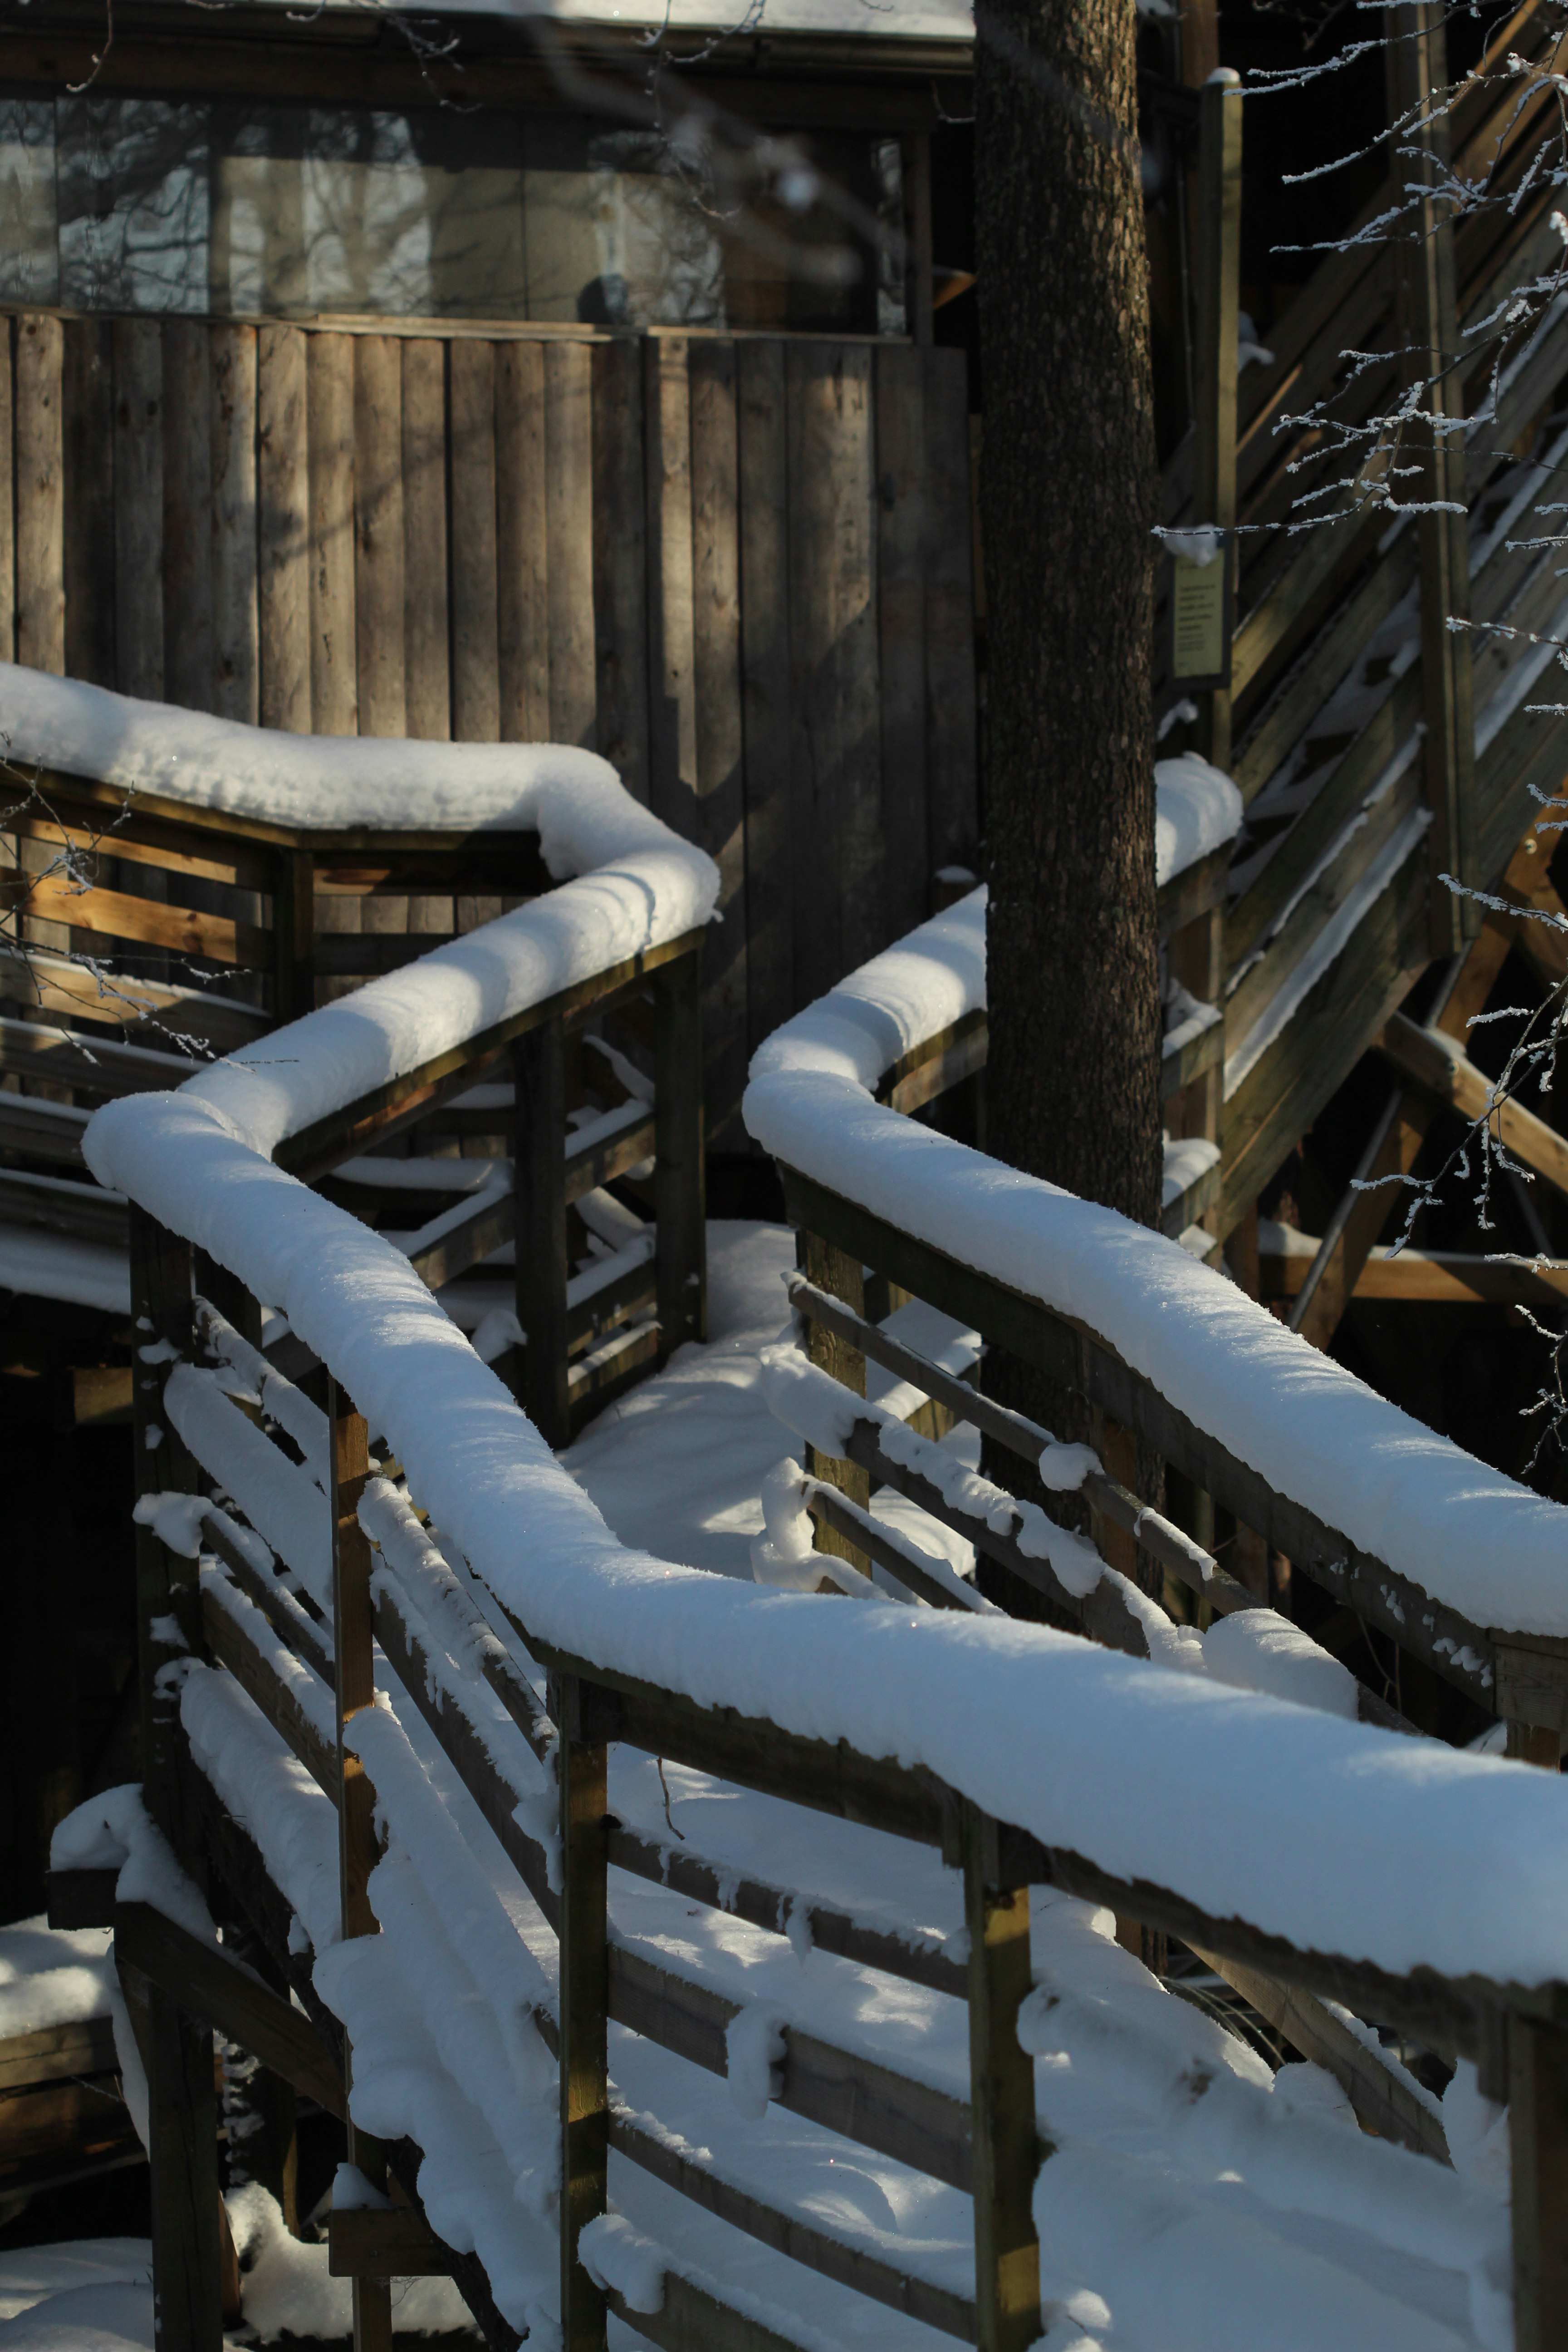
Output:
0 89 897 333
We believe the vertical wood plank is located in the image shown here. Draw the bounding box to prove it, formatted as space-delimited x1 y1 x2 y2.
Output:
112 318 165 702
557 1676 609 2352
1512 2019 1568 2352
402 338 451 742
147 1983 225 2352
922 346 980 883
590 338 649 804
257 324 310 733
62 318 114 687
787 343 880 1002
737 340 792 1056
353 336 407 740
874 343 929 944
15 314 64 676
545 339 596 747
309 333 358 735
0 321 14 668
162 321 215 715
450 340 500 743
272 847 315 1025
798 1229 867 1567
645 337 697 833
655 946 706 1360
963 1804 1042 2352
496 338 549 744
689 340 747 1148
514 1017 569 1448
211 324 258 725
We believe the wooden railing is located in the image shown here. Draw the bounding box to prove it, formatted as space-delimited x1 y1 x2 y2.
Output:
39 872 1568 2352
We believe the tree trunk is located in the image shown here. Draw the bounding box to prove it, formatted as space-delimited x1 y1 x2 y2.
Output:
974 0 1164 1600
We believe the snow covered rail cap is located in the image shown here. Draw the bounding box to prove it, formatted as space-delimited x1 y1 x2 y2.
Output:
742 894 1568 1700
0 664 662 848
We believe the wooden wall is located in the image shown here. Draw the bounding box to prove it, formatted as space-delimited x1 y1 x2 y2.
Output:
0 311 978 1144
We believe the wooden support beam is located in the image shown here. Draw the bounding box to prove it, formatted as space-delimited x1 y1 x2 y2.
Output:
962 1805 1042 2352
798 1233 872 1573
1185 1940 1450 2163
557 1674 610 2352
328 2207 454 2279
654 946 706 1360
513 1016 570 1450
115 1901 345 2120
1378 1010 1568 1203
144 1975 225 2352
1510 2019 1568 2352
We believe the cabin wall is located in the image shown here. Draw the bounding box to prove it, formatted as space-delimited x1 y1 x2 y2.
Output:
0 309 979 1145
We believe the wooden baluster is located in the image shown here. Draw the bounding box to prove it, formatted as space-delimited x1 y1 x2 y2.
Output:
1511 2017 1568 2349
1192 67 1242 776
129 1204 225 2351
962 1804 1041 2352
272 846 315 1026
557 1674 610 2352
798 1230 871 1577
329 1387 392 2352
655 945 707 1362
513 1015 571 1450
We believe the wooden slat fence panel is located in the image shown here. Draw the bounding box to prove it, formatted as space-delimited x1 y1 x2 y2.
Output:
15 314 64 676
256 323 310 733
112 317 164 704
0 311 980 1114
62 318 114 690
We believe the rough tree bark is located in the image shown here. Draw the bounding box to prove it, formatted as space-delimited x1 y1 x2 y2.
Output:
974 0 1165 1600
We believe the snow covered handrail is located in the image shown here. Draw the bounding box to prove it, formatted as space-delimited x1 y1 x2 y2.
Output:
65 734 1568 2351
743 889 1568 1729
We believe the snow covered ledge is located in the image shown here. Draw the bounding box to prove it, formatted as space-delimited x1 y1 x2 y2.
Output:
3 670 722 1159
741 871 1568 1646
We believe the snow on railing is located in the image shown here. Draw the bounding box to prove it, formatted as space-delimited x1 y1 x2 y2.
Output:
64 763 1568 2352
742 889 1568 1666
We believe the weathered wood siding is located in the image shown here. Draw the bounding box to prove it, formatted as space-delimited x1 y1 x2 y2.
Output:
0 314 978 1143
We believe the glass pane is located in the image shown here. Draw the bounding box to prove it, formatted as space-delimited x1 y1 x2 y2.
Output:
0 98 58 305
57 96 211 313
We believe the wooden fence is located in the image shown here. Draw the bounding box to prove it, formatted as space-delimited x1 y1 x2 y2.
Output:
0 311 978 1144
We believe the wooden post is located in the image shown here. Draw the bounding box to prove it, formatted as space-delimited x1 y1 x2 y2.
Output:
272 848 314 1027
654 947 707 1362
129 1205 225 2352
1386 1 1478 951
1166 906 1224 1184
1192 69 1243 775
328 1387 392 2352
1511 2019 1568 2351
557 1675 610 2352
513 1017 571 1450
962 1804 1041 2352
798 1231 871 1573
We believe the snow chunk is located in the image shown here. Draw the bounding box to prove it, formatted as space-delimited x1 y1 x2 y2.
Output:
1202 1611 1359 1720
578 2214 666 2315
725 2002 788 2121
1155 752 1243 887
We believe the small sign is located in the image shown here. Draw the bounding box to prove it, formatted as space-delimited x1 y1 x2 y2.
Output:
1171 539 1232 690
